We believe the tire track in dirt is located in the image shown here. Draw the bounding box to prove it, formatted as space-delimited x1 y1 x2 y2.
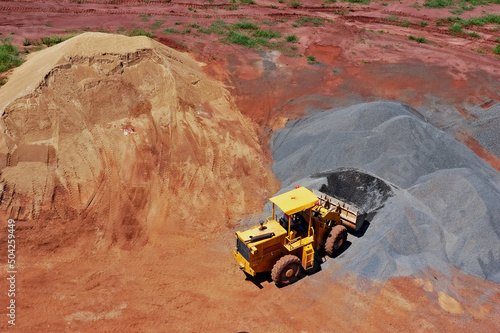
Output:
340 15 500 45
3 0 227 7
2 2 496 46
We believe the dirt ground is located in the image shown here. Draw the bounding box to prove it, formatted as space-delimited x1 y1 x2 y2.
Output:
1 1 500 332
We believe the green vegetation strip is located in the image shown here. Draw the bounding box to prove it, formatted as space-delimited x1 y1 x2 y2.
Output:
443 14 500 27
408 35 430 43
424 0 499 8
164 18 302 56
0 39 23 73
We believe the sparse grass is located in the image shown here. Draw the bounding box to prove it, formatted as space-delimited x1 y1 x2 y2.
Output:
163 28 179 34
450 8 464 15
295 16 325 26
494 44 500 54
198 27 212 34
40 33 78 46
307 55 319 64
469 32 481 38
206 19 301 54
286 34 298 42
128 29 153 38
0 39 23 73
210 20 230 34
289 1 302 7
463 14 500 27
140 14 151 22
253 29 281 38
239 0 255 3
408 35 430 43
150 20 165 30
232 21 259 30
386 16 399 22
343 0 370 4
223 31 257 47
312 18 326 26
40 35 64 46
449 23 462 32
400 20 410 27
419 21 428 27
446 16 463 23
423 0 453 8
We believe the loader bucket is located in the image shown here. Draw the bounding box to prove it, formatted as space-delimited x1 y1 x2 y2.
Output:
312 189 365 231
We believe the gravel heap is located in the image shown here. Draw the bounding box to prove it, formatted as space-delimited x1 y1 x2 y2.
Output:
270 101 500 282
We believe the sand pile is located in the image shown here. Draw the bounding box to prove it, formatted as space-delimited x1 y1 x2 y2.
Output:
271 101 500 282
0 32 277 249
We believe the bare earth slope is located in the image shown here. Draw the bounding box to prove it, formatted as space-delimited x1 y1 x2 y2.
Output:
0 32 277 250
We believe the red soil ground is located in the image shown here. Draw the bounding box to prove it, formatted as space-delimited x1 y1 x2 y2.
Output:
1 1 500 332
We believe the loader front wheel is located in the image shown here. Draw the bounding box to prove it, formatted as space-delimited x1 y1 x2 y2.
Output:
325 225 347 256
271 255 301 287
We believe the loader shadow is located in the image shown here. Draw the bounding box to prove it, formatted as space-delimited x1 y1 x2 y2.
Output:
273 241 355 289
350 220 371 238
244 272 273 289
329 240 352 259
314 240 353 260
246 240 355 289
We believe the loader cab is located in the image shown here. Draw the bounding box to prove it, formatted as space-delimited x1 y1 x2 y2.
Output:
269 186 318 246
233 186 318 278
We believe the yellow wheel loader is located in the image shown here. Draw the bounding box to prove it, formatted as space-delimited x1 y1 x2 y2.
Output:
233 186 363 286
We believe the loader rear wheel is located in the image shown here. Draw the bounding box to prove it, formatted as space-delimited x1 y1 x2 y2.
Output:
271 255 301 286
325 225 347 256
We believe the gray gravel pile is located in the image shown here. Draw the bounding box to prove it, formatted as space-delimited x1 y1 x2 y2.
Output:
314 168 394 215
270 101 500 282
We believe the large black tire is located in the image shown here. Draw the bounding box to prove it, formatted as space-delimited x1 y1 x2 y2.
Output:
271 255 302 286
325 225 347 256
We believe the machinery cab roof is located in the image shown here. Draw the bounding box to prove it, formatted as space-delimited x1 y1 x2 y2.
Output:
270 186 318 215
